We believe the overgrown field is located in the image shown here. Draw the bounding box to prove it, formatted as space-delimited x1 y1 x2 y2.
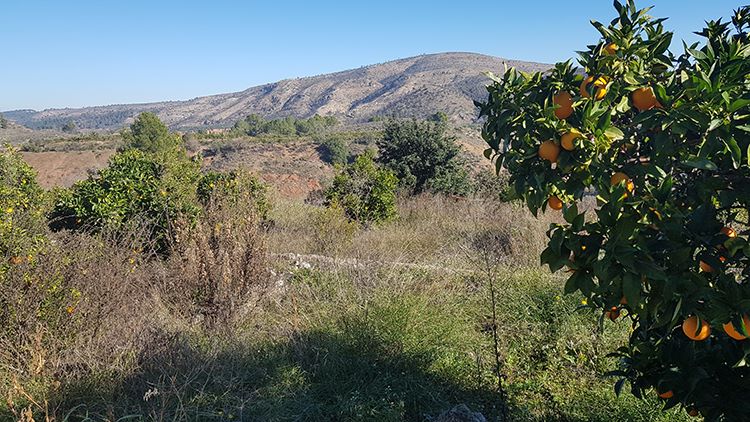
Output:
2 193 689 421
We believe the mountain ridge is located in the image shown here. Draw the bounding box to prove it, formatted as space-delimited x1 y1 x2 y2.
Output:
3 52 550 131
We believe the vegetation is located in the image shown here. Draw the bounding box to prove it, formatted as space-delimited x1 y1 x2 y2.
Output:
317 135 349 165
377 118 472 196
48 113 268 254
324 151 398 224
478 1 750 419
0 113 8 129
233 113 338 137
0 145 47 260
61 120 77 133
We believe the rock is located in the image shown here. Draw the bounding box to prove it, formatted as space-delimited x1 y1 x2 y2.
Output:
432 404 487 422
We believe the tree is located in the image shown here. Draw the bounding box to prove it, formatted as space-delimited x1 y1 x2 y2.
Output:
478 2 750 419
0 114 8 129
61 120 77 133
317 136 349 165
377 118 472 195
122 112 180 154
324 152 398 225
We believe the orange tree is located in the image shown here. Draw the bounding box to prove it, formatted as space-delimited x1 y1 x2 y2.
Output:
477 1 750 419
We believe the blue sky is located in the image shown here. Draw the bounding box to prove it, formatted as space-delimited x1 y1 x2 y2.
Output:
0 1 743 111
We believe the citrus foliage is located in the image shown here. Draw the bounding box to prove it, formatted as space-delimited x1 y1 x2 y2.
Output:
478 1 750 419
0 145 46 259
197 169 270 219
324 152 398 224
50 149 201 250
51 113 202 251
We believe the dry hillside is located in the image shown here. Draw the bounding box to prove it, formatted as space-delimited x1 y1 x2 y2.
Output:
3 53 549 131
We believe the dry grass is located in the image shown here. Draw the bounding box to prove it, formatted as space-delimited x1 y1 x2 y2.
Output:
268 194 556 270
0 194 689 421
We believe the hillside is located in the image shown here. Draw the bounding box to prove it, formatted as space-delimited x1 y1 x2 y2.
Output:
3 53 549 131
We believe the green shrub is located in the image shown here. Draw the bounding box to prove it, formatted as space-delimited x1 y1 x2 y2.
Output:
317 136 349 165
233 114 338 137
50 149 201 252
324 152 398 225
377 118 472 196
0 145 47 259
197 170 270 219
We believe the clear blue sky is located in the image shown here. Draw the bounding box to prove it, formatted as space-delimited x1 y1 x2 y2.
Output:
0 1 743 111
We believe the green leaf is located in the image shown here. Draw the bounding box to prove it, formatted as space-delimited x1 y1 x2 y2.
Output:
623 272 641 308
682 157 718 171
563 203 579 224
604 127 625 141
729 98 750 112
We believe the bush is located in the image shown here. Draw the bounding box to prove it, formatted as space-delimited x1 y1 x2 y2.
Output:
478 2 750 419
324 152 398 225
317 136 349 165
377 118 472 196
197 170 270 220
233 114 338 137
50 149 201 252
51 113 202 253
0 145 47 259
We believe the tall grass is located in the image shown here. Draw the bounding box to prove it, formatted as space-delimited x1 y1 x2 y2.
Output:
1 195 689 421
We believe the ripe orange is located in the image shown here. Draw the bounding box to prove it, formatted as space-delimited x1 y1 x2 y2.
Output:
560 129 582 151
687 408 699 417
580 75 609 100
553 92 574 119
722 314 750 340
682 316 711 341
548 196 563 210
605 306 620 321
721 226 737 238
610 172 634 194
658 390 674 399
632 87 658 111
538 140 560 163
699 260 714 273
9 256 23 265
603 43 618 55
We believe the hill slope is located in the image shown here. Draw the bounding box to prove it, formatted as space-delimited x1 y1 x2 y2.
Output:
4 53 549 131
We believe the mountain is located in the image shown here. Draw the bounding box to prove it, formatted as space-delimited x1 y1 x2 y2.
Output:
3 52 550 131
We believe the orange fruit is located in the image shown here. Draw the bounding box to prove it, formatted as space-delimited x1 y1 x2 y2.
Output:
605 306 620 321
699 260 714 273
548 196 563 210
610 172 634 194
687 408 699 417
580 75 609 100
553 92 574 119
9 256 24 265
721 227 737 238
658 390 674 399
682 316 711 341
722 314 750 340
538 140 560 163
603 43 618 55
560 129 582 151
632 87 658 111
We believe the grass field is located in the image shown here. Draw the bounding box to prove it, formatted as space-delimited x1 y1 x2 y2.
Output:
1 195 690 421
